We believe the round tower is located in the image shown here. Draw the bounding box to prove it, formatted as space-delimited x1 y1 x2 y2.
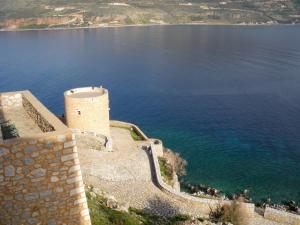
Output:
64 86 110 138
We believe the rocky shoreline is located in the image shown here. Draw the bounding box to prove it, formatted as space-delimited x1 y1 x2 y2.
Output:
157 146 300 218
181 181 300 216
1 22 300 32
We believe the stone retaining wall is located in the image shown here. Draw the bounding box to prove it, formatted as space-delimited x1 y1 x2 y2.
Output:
0 132 91 225
110 120 148 141
264 207 300 225
150 139 164 157
0 90 91 225
70 128 107 141
70 128 109 150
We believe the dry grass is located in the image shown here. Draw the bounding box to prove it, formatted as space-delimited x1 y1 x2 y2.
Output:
158 156 174 186
210 200 249 225
163 148 187 177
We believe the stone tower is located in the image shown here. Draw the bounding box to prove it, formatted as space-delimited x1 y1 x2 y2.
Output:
64 87 110 138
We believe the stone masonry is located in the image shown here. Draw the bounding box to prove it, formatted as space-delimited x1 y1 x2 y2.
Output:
64 87 110 138
0 91 91 225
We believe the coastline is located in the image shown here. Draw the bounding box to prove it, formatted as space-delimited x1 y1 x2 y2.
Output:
1 22 299 33
110 120 300 223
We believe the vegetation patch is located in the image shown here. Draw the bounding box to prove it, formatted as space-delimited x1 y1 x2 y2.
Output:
163 148 187 177
124 16 134 24
209 200 249 225
158 149 188 187
19 24 49 29
86 189 141 225
129 208 191 225
158 156 174 185
121 126 144 141
86 187 195 225
130 128 143 141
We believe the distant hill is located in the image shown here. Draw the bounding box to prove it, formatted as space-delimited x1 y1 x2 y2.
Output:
0 0 299 29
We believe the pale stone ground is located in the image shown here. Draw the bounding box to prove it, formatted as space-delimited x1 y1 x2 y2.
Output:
78 127 283 225
0 106 42 136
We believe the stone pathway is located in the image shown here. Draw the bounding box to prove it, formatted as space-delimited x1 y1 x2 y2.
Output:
0 106 42 137
77 127 283 225
78 127 152 182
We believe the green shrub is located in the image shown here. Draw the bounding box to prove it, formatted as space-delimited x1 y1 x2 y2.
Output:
86 191 141 225
19 24 49 29
124 16 133 24
158 157 174 184
129 128 143 141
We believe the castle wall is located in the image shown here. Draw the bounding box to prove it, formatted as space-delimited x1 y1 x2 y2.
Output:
264 207 300 225
0 132 91 225
0 90 91 225
64 87 110 138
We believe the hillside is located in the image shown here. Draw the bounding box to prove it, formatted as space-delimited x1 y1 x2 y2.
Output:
0 0 300 29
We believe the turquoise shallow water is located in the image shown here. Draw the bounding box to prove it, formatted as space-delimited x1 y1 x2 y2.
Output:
0 25 300 203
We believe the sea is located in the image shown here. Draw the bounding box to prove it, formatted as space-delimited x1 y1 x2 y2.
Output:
1 25 300 203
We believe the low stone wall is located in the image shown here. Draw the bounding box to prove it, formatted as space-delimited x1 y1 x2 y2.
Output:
110 120 148 141
70 128 107 140
70 128 109 150
0 132 91 225
264 207 300 225
150 139 164 157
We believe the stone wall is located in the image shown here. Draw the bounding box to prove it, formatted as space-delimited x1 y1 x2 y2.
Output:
0 132 91 225
264 207 300 225
22 96 55 133
110 120 148 141
70 129 107 146
151 139 164 157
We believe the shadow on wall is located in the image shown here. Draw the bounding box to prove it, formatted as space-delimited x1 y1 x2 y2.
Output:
142 147 158 185
0 113 20 140
0 105 4 126
143 195 180 218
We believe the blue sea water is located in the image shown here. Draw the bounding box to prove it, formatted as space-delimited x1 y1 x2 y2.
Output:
0 25 300 203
